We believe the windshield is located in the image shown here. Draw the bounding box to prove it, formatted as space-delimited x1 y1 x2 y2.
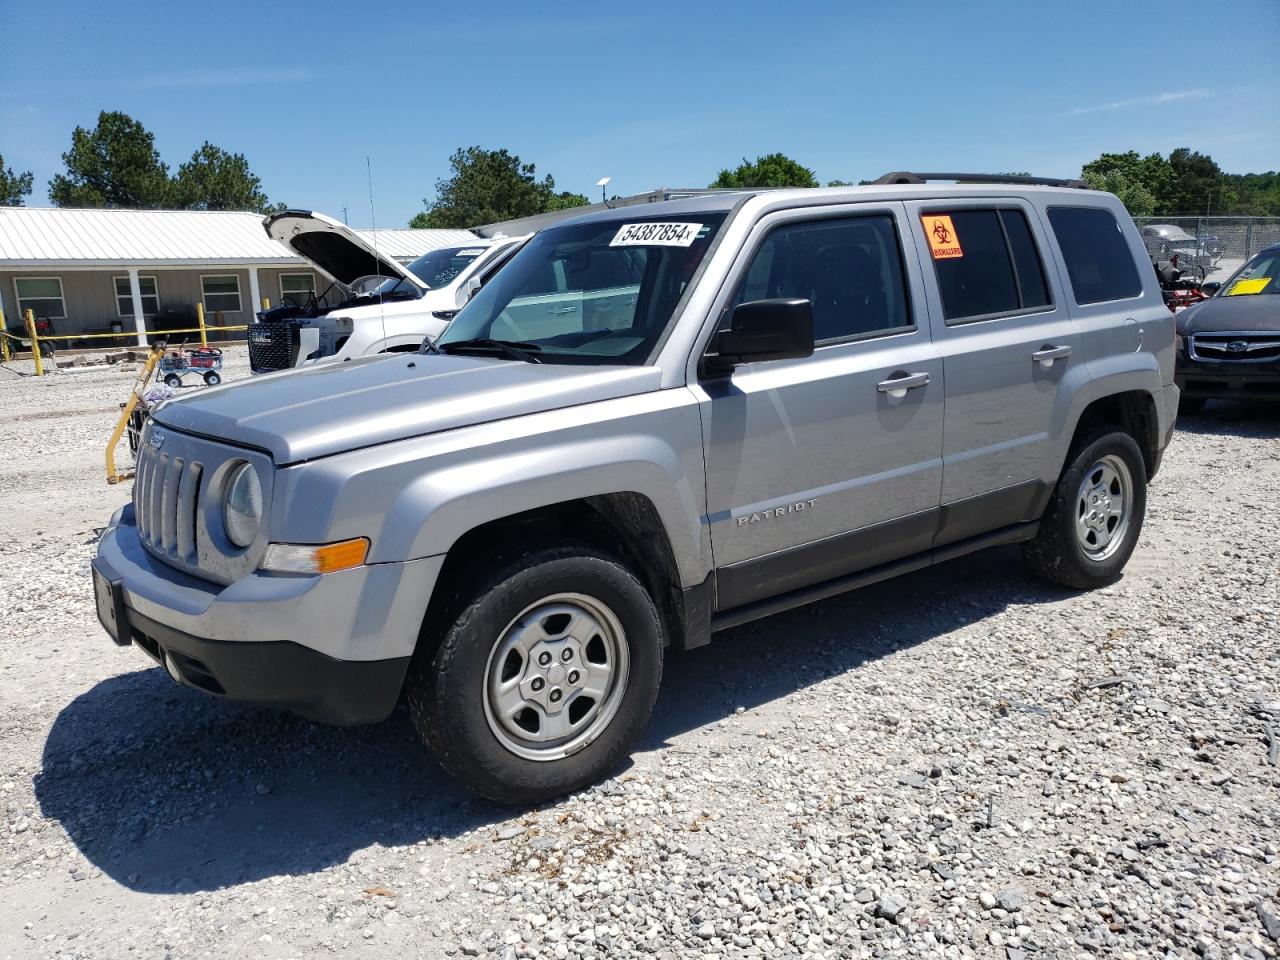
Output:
371 245 488 296
1219 250 1280 296
434 214 726 365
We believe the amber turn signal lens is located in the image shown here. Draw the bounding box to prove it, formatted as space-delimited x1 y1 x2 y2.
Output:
314 538 369 573
262 538 369 575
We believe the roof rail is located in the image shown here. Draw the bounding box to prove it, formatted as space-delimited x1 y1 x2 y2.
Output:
874 171 1089 190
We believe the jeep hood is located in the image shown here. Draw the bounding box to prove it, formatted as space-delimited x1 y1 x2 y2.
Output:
1177 293 1280 335
152 356 663 463
263 209 426 291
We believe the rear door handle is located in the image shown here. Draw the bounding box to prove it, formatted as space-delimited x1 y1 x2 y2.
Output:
876 372 930 398
1032 345 1071 367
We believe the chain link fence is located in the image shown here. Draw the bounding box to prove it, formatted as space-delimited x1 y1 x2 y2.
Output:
1133 216 1280 278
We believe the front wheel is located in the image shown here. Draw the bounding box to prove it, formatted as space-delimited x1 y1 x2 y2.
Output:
163 373 182 388
406 544 664 805
1023 428 1147 590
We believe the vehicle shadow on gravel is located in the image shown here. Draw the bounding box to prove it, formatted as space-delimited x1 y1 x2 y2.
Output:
643 544 1067 749
1175 400 1280 438
37 546 1068 894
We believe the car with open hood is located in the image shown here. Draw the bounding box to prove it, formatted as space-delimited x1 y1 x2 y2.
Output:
92 175 1177 804
250 210 525 372
1174 243 1280 412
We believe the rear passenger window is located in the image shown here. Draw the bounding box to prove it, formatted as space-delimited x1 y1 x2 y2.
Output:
730 215 911 343
1047 207 1142 304
926 209 1051 322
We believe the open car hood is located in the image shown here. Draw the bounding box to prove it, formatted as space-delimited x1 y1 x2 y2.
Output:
263 209 426 291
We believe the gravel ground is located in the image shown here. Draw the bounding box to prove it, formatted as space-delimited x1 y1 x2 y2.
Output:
0 350 1277 960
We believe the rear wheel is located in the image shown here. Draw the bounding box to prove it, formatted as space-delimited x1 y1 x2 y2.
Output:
406 544 663 805
1023 427 1147 590
203 371 221 386
163 374 182 388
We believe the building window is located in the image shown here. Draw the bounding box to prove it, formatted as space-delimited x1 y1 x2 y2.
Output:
279 273 316 307
114 276 159 318
201 274 242 314
14 277 66 320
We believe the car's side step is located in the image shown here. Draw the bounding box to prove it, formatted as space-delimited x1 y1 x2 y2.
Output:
709 520 1040 633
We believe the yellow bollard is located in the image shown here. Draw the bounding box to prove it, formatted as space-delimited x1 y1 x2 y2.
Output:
0 306 8 363
261 297 270 311
25 308 44 377
197 302 208 346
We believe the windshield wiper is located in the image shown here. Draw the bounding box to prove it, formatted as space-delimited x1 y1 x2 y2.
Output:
438 338 543 363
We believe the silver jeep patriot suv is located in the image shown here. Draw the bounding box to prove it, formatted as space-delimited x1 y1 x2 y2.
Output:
92 174 1178 804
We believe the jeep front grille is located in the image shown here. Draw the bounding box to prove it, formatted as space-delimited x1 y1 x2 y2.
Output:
130 424 273 585
135 447 203 564
1189 332 1280 363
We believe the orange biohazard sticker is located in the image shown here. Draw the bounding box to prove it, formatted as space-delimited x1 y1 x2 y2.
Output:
923 215 963 259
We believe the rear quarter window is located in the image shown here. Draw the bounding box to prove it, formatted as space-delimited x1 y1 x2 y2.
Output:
1047 206 1142 305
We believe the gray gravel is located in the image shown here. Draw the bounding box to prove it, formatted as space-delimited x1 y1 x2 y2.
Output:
1 353 1277 959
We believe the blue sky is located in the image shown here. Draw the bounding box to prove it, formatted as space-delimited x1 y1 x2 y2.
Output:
2 0 1277 227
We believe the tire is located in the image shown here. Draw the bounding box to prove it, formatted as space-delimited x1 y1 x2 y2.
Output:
406 543 664 805
163 374 182 388
203 371 221 385
1023 427 1147 590
1178 396 1206 416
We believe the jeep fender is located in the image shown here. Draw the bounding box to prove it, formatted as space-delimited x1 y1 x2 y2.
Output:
1049 353 1165 481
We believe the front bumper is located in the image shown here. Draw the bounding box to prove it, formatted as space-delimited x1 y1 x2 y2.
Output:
92 505 444 725
1175 359 1280 401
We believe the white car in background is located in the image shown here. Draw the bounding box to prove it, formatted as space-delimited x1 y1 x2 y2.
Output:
251 210 525 373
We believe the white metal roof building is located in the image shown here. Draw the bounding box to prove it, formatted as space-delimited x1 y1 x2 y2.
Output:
0 207 476 346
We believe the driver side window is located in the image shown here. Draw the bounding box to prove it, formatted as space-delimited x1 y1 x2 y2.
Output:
730 215 912 343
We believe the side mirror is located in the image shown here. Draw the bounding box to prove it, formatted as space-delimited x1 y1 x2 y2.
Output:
706 298 814 373
1200 281 1221 295
457 276 483 309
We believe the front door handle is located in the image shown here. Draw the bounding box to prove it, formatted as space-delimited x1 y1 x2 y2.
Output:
1032 344 1072 367
876 372 930 398
547 304 578 315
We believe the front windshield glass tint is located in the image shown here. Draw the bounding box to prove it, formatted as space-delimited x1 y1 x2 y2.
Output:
372 245 487 295
1221 251 1280 296
435 215 726 365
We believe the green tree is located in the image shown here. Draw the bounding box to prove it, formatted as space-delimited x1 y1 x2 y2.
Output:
410 146 576 228
1222 171 1280 216
1 154 34 206
826 179 855 187
1081 168 1157 216
1081 151 1173 212
172 141 272 212
545 190 590 212
48 110 172 208
711 153 818 189
1165 147 1225 215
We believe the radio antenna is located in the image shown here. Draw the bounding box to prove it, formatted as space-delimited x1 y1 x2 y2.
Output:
367 156 387 350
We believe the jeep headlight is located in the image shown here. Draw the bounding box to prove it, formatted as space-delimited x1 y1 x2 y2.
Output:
223 462 262 548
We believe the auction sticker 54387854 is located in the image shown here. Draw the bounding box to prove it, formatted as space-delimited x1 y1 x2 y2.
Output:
610 222 704 247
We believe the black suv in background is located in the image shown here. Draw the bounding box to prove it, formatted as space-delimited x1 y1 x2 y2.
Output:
1175 243 1280 412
